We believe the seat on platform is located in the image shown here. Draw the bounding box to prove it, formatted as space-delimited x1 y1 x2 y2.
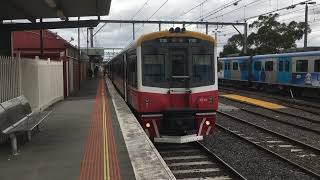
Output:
0 95 52 155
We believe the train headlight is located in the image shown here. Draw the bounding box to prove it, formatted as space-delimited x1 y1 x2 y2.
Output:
205 120 210 126
146 123 151 128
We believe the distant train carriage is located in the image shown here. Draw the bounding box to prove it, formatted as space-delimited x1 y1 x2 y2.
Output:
218 51 320 96
108 28 218 143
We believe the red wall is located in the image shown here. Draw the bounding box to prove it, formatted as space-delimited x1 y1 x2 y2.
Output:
12 30 69 60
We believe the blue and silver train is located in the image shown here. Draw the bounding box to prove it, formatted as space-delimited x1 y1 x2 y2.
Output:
218 51 320 96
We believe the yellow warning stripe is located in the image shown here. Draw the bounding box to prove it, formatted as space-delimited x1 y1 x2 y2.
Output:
222 94 286 109
102 87 110 180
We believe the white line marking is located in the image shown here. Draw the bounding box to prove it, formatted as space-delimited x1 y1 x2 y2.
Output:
266 140 283 143
163 155 207 160
291 149 303 152
278 145 294 148
297 154 316 158
183 176 232 180
161 149 200 154
172 168 221 174
168 161 214 167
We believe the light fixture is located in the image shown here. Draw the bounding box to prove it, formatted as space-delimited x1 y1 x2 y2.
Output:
56 10 66 20
205 120 210 126
44 0 57 8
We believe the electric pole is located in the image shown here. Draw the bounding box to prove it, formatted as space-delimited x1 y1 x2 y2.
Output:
89 27 94 48
301 1 316 48
304 3 308 48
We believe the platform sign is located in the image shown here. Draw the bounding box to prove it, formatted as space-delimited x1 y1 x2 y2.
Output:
87 48 104 56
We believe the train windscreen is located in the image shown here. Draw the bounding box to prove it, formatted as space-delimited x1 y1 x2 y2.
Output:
141 37 215 88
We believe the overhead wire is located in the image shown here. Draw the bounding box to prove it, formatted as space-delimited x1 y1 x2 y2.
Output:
124 0 169 46
171 0 210 21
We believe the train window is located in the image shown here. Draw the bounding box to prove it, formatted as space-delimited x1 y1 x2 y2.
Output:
143 55 166 87
240 61 248 71
224 62 230 70
218 61 223 72
315 60 320 72
284 61 290 72
265 61 273 71
128 55 137 87
296 60 308 72
254 61 261 71
279 61 283 72
232 62 239 70
192 55 213 85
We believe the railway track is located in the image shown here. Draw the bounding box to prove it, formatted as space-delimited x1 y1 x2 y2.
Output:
219 95 320 126
219 87 320 116
219 99 320 135
156 142 246 180
217 110 320 178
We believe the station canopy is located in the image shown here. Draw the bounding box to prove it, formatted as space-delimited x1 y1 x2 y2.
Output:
0 0 112 22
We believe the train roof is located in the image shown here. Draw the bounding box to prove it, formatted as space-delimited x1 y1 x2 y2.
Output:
135 30 216 46
253 51 320 59
219 56 251 61
219 51 320 61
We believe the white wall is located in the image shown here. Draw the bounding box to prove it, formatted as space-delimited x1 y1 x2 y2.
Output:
21 58 64 112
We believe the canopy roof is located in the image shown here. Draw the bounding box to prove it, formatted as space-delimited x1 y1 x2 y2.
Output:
0 0 112 22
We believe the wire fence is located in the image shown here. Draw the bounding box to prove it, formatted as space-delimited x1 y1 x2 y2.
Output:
0 56 21 103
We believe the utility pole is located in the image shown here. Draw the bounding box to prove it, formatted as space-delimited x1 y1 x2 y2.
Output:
304 3 308 48
89 27 94 48
132 23 135 40
301 1 316 48
244 22 248 54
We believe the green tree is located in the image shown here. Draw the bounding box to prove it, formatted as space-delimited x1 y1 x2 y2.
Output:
220 13 310 57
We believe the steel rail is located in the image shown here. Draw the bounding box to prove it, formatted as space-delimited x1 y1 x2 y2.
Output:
195 141 247 180
217 111 320 152
238 107 320 135
216 123 320 179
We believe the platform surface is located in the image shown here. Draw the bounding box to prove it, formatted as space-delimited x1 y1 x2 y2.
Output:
0 78 175 180
221 94 286 109
0 78 135 180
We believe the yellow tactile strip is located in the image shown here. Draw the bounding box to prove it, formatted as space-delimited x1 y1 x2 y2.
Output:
222 94 286 109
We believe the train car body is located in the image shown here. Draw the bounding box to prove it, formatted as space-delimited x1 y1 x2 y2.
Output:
108 29 218 143
219 51 320 96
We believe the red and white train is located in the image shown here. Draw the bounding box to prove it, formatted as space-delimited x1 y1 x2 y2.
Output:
108 27 218 143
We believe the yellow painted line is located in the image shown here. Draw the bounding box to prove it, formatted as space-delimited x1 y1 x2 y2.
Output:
102 87 110 180
222 94 286 109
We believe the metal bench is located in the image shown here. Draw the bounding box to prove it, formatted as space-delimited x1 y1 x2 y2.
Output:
0 95 52 155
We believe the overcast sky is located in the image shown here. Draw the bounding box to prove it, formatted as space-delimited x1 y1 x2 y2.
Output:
52 0 320 56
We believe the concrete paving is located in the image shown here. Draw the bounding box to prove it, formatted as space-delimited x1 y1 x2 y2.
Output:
0 78 135 180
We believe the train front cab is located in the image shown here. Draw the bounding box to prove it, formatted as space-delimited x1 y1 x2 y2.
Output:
129 31 218 144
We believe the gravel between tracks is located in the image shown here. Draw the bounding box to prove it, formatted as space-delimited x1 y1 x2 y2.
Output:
203 130 317 180
219 98 320 148
217 114 320 175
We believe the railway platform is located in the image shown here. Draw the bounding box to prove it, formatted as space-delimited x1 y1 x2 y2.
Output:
0 78 174 180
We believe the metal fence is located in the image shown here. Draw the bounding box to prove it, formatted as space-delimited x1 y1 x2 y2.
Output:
0 56 64 112
0 56 21 103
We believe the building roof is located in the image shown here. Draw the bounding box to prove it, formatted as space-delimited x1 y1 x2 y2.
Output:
0 0 112 21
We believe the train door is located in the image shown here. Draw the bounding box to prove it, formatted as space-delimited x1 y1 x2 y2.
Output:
277 57 291 84
240 60 249 80
169 49 189 108
264 59 277 83
231 60 241 80
252 60 262 81
224 61 231 79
